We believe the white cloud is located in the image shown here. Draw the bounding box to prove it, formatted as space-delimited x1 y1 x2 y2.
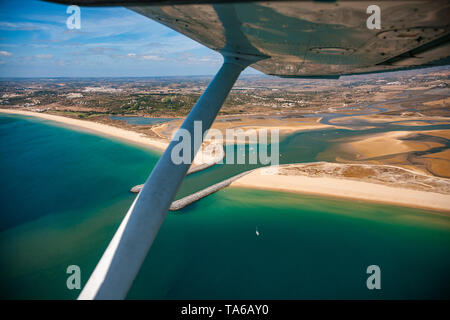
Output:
177 52 222 65
36 54 53 59
141 55 165 61
0 21 50 31
0 51 12 56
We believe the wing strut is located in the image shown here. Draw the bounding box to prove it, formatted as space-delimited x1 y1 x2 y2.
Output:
78 53 262 300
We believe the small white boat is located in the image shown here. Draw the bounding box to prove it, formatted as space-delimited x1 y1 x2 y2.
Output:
256 227 260 236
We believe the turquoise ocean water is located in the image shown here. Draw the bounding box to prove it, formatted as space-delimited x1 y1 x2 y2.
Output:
0 114 449 299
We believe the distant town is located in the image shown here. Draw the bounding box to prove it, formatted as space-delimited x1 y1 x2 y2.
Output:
1 67 448 121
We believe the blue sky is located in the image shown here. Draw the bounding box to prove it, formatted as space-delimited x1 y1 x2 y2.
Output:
0 0 261 77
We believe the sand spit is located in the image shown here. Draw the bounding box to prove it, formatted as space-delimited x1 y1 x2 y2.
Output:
231 162 450 212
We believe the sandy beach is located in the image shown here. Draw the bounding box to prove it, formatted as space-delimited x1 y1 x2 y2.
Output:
344 131 440 160
0 108 169 150
0 108 222 166
330 114 450 126
153 115 335 143
329 129 450 178
231 163 450 213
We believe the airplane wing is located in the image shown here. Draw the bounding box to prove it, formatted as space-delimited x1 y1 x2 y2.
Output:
43 0 450 299
49 0 450 77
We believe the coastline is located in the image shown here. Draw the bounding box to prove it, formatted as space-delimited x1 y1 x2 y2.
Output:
3 108 450 212
0 108 169 151
230 164 450 213
0 108 224 166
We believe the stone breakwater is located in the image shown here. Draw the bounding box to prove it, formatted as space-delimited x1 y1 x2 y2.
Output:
129 161 222 193
169 171 252 211
130 171 253 211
